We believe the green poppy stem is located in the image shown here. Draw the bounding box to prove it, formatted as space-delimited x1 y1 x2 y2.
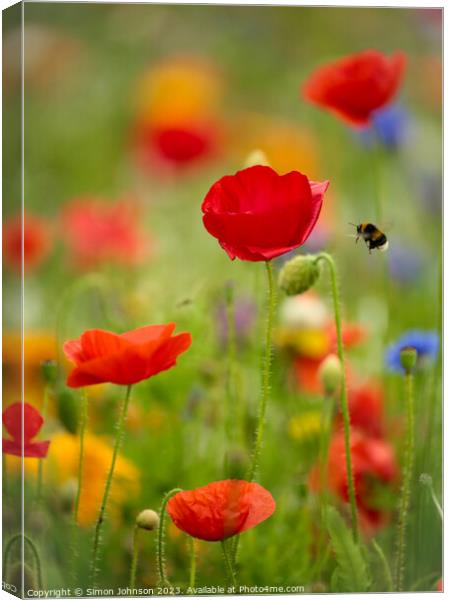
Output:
221 539 237 590
89 384 133 587
224 282 238 474
129 525 140 590
247 260 276 482
315 253 359 543
156 488 183 587
395 369 415 591
36 385 50 503
74 391 88 525
188 537 197 590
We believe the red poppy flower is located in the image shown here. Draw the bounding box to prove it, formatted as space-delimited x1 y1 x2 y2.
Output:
2 403 50 458
63 323 191 388
134 121 218 171
309 430 397 532
436 579 443 592
61 197 149 268
202 165 329 262
348 383 385 438
167 480 276 541
3 214 52 272
303 50 406 127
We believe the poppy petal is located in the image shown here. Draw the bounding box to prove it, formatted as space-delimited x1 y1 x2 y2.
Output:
2 403 43 441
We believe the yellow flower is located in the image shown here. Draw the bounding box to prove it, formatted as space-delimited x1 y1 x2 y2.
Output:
7 432 140 526
288 412 322 442
231 114 319 177
275 328 329 358
135 55 224 126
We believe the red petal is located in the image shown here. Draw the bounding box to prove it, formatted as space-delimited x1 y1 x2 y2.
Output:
66 329 191 387
120 323 176 345
2 403 43 442
167 480 275 541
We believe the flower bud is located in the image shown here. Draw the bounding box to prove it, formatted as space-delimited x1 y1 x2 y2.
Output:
400 346 417 373
41 359 58 384
318 354 342 395
278 255 320 296
244 149 270 168
56 385 79 434
136 509 160 531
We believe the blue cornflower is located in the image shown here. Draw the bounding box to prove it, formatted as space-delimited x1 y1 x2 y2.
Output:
356 104 409 150
385 330 440 372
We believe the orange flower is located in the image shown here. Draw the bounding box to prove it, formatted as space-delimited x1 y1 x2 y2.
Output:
64 324 191 387
167 480 275 541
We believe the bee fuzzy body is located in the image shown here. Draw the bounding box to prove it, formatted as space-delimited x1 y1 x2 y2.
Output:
354 223 389 254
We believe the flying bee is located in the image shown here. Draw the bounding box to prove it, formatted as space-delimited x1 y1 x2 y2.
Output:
349 223 389 254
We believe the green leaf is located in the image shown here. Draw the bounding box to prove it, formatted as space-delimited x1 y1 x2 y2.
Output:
326 507 371 593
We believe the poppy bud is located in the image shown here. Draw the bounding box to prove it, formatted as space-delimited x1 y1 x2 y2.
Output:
400 346 417 373
318 354 342 395
136 509 160 531
278 255 320 296
41 359 58 385
56 386 79 434
244 149 270 168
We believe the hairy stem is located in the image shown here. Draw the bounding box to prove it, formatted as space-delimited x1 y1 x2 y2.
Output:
395 370 415 591
188 537 197 591
247 260 276 481
129 525 140 590
221 540 237 591
315 253 359 543
36 385 50 503
156 488 183 587
89 384 132 587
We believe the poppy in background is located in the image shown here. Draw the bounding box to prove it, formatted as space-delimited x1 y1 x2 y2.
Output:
3 214 52 273
134 121 219 170
167 480 275 541
132 55 224 172
2 402 50 458
309 430 397 533
61 197 149 268
202 165 329 262
64 323 192 387
303 49 406 127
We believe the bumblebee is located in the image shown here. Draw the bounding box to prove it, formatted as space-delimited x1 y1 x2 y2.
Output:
350 223 389 254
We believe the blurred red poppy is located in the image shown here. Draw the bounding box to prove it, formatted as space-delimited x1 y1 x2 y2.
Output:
309 430 397 533
2 402 50 458
347 383 385 438
303 50 406 127
436 579 443 592
3 214 52 272
61 197 149 268
167 480 275 541
134 121 218 170
202 165 329 261
64 324 191 388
